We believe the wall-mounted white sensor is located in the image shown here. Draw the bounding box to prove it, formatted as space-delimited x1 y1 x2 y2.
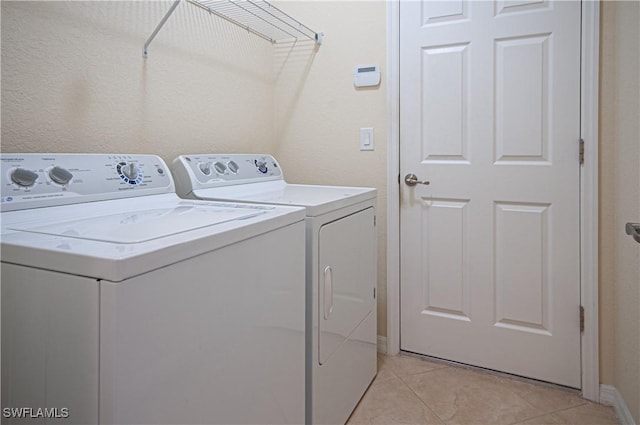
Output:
354 65 380 88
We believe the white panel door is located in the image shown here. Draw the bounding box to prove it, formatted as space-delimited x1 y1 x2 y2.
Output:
400 0 582 387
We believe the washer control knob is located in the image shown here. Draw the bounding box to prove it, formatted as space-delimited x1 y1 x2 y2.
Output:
213 161 227 175
227 160 239 174
11 168 39 187
121 162 139 180
255 159 268 174
199 162 212 175
49 166 73 185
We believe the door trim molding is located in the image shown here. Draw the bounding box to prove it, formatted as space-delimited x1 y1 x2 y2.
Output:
386 0 600 401
579 0 600 402
385 0 401 359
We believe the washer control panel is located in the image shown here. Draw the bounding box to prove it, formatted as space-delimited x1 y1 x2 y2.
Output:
1 154 173 212
173 154 283 192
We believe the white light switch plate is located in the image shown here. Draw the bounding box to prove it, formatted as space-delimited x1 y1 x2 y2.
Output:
360 128 375 151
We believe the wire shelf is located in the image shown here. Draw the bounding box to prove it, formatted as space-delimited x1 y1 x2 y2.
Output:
144 0 322 58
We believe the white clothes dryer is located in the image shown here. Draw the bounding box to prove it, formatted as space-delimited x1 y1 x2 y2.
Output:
1 153 306 425
172 154 377 425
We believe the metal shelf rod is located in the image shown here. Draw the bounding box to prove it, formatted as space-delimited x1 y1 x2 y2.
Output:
227 0 301 40
143 0 322 58
189 0 278 43
245 0 316 39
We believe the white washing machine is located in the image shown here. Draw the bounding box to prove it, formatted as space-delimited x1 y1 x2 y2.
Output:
1 153 306 425
172 154 378 425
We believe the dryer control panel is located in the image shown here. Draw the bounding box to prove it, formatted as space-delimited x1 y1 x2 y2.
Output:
1 154 174 212
172 154 283 195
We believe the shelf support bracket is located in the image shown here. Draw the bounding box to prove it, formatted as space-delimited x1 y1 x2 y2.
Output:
143 0 182 58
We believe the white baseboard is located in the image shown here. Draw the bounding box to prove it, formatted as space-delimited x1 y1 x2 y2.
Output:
600 384 636 425
377 335 387 354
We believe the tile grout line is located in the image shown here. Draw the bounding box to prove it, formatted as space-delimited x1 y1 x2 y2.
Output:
396 370 450 425
476 370 592 424
394 361 592 425
375 357 400 382
506 400 591 425
475 369 589 425
376 355 615 425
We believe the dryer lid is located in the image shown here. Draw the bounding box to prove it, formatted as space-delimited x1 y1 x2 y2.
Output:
194 181 376 217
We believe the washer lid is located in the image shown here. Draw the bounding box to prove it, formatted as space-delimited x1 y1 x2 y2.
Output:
1 194 306 282
9 205 261 244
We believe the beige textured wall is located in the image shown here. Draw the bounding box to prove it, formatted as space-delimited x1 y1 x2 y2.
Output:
599 0 640 422
2 0 389 337
5 3 640 407
272 1 388 336
1 1 276 158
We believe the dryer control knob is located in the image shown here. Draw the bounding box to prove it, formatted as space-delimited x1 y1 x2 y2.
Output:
255 159 268 174
11 168 39 187
199 162 212 175
49 166 73 185
214 161 227 175
227 160 239 174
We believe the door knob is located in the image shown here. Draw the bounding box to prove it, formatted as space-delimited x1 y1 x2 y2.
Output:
626 222 640 243
404 173 430 186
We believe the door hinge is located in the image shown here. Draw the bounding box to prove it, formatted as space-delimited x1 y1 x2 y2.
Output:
579 139 585 165
398 173 401 185
580 305 585 333
374 287 376 299
374 215 377 226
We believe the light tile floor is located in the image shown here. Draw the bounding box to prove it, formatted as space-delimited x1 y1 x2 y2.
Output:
347 354 619 425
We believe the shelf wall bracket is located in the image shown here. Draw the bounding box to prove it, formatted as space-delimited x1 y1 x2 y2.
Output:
143 0 182 58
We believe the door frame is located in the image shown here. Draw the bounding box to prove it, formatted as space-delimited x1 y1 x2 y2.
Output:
385 0 600 401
